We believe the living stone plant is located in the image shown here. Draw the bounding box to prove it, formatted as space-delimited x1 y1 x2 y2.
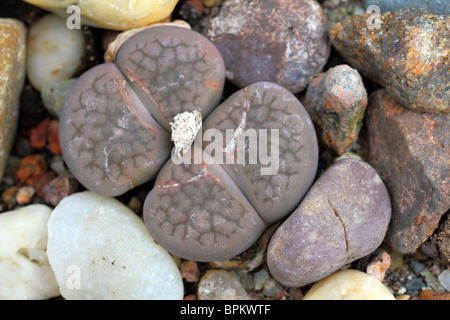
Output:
59 26 319 262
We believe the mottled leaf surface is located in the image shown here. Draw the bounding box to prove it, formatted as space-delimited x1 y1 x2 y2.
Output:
115 25 225 131
144 148 266 261
59 63 171 196
202 82 318 224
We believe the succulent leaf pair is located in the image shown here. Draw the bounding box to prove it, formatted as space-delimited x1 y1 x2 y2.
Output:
59 26 319 261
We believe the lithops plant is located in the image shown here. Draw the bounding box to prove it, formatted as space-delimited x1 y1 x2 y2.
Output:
59 25 319 262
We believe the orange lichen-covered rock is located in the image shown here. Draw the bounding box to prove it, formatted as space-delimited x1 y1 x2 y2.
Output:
0 19 26 180
330 8 449 113
15 154 48 186
304 64 367 155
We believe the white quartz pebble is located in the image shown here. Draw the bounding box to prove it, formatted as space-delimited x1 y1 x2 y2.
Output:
303 269 395 300
47 191 184 300
26 14 85 91
0 204 59 300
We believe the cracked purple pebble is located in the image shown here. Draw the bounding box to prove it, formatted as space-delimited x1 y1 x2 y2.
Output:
267 158 391 288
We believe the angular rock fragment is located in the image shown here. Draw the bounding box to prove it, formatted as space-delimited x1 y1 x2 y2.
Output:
267 158 391 287
330 9 449 113
204 0 330 93
304 64 367 155
0 19 26 180
366 90 449 253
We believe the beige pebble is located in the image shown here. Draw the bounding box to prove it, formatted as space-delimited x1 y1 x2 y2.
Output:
24 0 179 31
303 269 395 300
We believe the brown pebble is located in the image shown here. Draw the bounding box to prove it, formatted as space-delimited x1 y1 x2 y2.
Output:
288 287 304 300
47 120 61 155
366 90 449 253
180 260 200 283
38 174 79 206
29 118 50 149
2 186 18 209
35 171 57 199
15 154 47 186
419 290 450 300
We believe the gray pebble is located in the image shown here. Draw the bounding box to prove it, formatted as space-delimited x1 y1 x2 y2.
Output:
410 260 426 275
420 268 446 292
405 278 425 291
438 269 450 292
263 278 284 298
238 272 254 291
253 268 269 291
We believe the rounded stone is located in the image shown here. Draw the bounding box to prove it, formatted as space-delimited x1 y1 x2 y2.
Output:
204 0 330 93
267 158 391 287
303 270 395 300
47 191 184 300
26 14 85 91
198 270 250 300
24 0 179 31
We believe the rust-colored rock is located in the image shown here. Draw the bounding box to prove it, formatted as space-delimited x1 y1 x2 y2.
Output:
330 9 449 113
0 19 26 180
419 290 450 301
47 119 61 155
15 154 48 186
366 90 450 253
304 64 367 155
204 0 330 93
29 118 50 150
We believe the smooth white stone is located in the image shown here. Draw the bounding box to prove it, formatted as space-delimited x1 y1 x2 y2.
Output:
26 14 85 91
47 191 184 300
0 204 59 300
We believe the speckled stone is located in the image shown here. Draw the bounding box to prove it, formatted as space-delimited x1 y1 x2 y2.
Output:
204 0 330 93
366 90 450 254
330 8 449 113
197 270 250 300
304 64 367 155
0 19 26 180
